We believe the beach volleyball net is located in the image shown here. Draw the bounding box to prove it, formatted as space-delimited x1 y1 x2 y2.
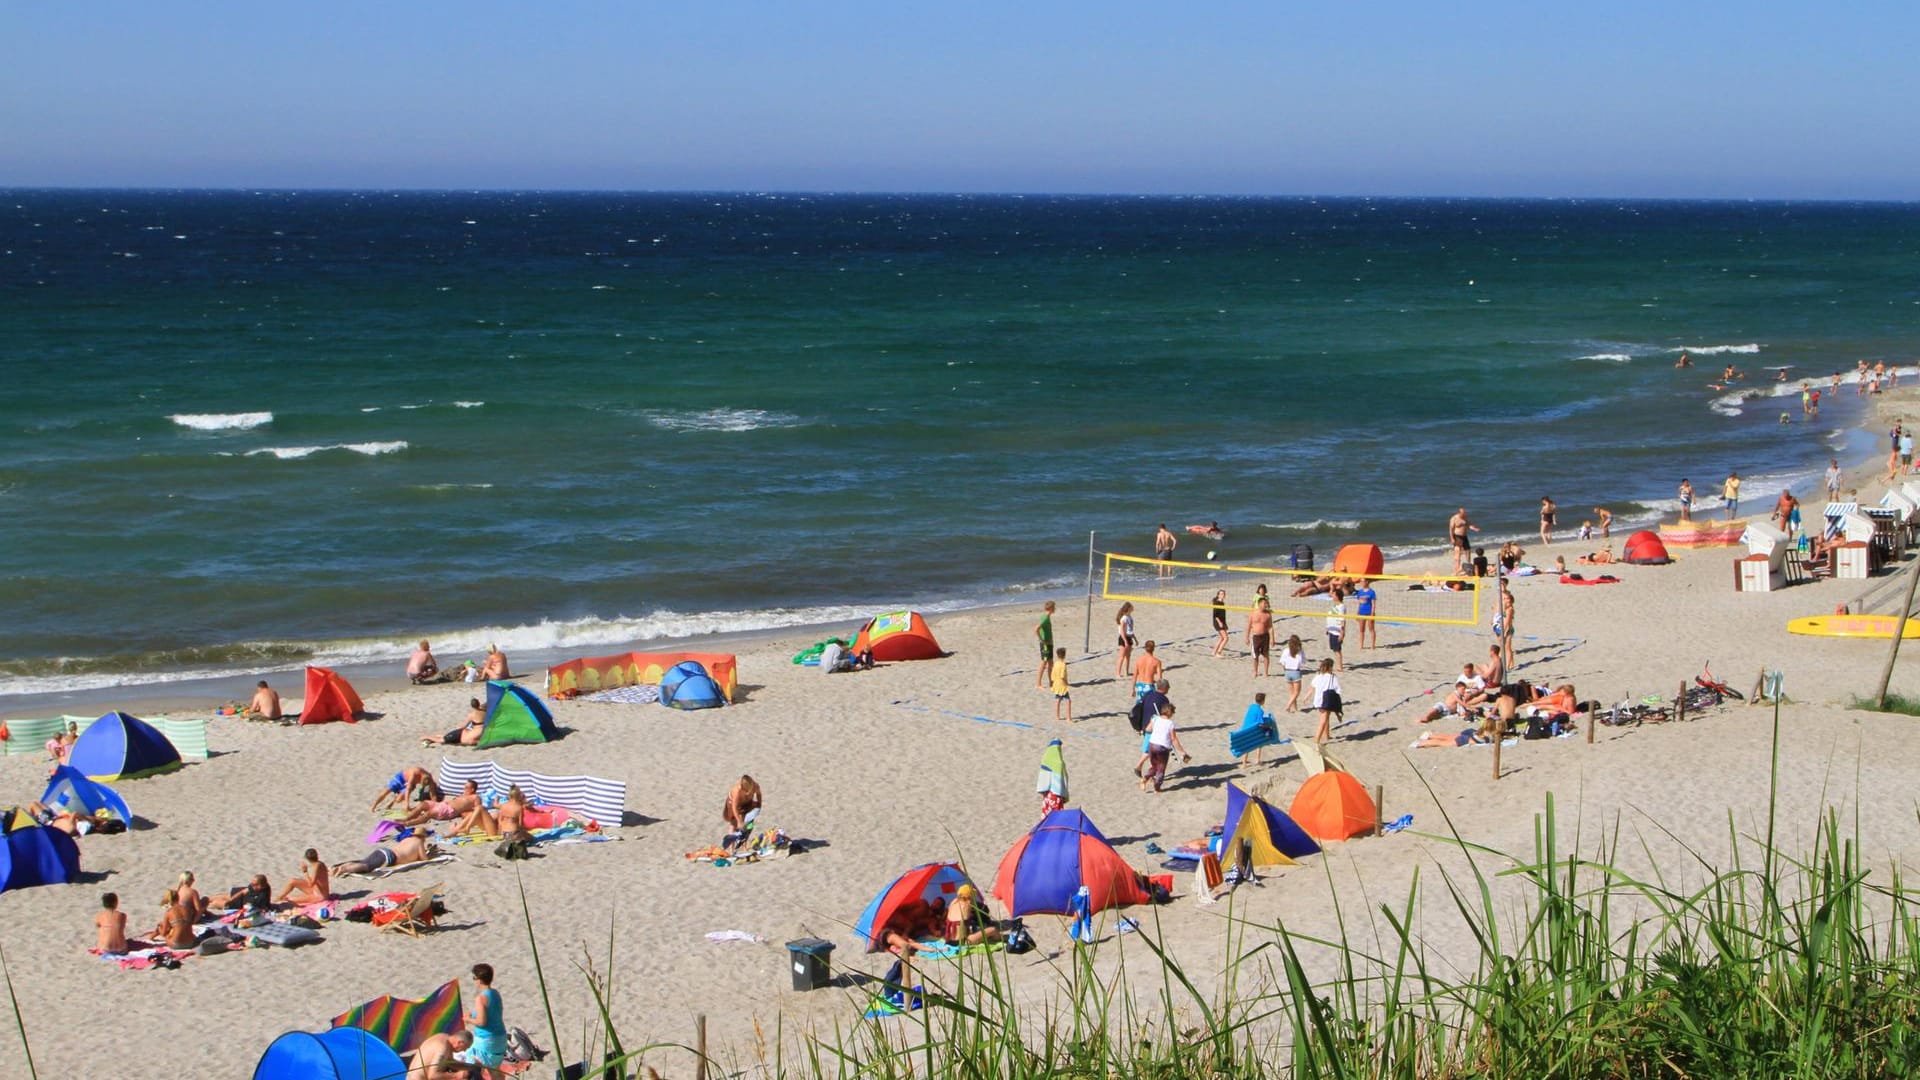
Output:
1100 553 1483 627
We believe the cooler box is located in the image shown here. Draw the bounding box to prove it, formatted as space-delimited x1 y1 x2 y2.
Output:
785 937 835 991
1290 544 1314 571
1836 542 1872 580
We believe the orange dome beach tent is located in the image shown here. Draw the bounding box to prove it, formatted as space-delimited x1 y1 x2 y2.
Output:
853 611 943 661
1331 544 1384 577
300 665 366 724
1289 770 1377 841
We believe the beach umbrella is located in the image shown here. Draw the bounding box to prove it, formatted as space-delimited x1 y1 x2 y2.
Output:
992 809 1152 917
853 861 974 952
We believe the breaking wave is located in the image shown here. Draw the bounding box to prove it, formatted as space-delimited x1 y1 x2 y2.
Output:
170 411 273 431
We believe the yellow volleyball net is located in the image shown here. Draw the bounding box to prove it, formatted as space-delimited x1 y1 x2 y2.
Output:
1100 553 1483 627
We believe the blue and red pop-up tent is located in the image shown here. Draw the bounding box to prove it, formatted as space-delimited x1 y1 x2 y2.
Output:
853 861 974 951
992 808 1152 917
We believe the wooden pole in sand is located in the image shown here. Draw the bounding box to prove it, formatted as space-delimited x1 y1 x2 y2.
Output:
1678 682 1687 723
1492 719 1503 780
1876 552 1920 709
695 1014 708 1080
1586 707 1595 744
1373 784 1384 835
1084 530 1097 655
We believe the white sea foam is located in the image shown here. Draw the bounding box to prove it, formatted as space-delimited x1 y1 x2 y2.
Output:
1576 353 1634 363
244 441 408 460
414 482 495 491
0 600 971 697
1671 343 1762 355
645 408 805 433
169 411 273 431
452 400 484 408
1259 519 1362 532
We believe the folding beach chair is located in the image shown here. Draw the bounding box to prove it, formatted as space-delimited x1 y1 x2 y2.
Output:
377 885 443 937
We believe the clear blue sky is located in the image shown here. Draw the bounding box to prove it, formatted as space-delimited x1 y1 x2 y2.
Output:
3 2 1914 198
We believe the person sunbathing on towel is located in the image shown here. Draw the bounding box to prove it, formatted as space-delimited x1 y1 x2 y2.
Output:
396 780 481 827
452 784 529 839
333 834 436 876
408 1030 476 1080
274 848 333 904
95 892 129 954
478 644 510 681
24 800 90 836
1422 663 1490 722
212 874 272 912
423 699 487 746
944 885 1003 947
372 766 443 813
152 889 200 950
1577 545 1615 565
1291 575 1333 598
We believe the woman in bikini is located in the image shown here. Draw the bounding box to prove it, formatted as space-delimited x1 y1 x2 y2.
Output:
1113 603 1137 678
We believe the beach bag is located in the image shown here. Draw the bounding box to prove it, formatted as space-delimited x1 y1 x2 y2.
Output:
1524 715 1553 740
1320 689 1343 716
495 837 530 860
1005 923 1035 955
505 1027 546 1063
1128 699 1147 733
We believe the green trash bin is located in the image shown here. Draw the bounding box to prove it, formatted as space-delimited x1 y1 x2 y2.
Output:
786 937 835 991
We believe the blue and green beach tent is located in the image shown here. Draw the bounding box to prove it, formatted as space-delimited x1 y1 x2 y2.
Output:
0 824 81 893
476 681 559 747
659 660 726 710
252 1027 406 1080
40 765 133 826
68 710 182 781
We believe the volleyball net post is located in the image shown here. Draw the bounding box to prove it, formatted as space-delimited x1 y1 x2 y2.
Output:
1098 552 1483 628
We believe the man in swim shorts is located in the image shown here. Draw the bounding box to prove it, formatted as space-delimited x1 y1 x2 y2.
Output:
1448 508 1478 575
409 1029 475 1080
1678 479 1694 523
372 765 440 813
333 835 434 877
1132 641 1163 697
1246 598 1273 676
1723 471 1742 520
1154 524 1177 579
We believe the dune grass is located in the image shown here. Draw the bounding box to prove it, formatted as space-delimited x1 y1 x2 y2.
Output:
1850 691 1920 717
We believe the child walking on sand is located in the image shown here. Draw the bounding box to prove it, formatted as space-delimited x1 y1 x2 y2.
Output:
1311 659 1343 744
1051 647 1072 722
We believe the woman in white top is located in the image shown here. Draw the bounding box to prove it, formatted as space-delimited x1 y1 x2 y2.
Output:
1279 635 1306 712
1310 658 1342 744
1113 603 1137 678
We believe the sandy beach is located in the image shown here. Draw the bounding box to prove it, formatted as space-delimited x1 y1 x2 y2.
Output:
5 390 1920 1079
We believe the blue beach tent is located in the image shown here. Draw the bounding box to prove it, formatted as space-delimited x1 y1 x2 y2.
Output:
40 765 133 827
659 661 726 710
68 711 182 781
252 1027 407 1080
0 825 81 893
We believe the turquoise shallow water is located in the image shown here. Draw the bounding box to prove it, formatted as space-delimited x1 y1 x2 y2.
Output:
1 191 1914 696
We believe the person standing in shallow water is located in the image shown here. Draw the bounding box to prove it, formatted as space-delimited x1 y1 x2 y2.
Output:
1539 496 1557 545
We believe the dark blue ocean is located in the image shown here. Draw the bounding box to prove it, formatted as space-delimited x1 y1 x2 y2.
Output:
3 191 1915 697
